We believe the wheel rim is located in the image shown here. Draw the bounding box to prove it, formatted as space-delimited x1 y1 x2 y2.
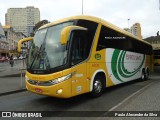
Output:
94 80 102 93
142 72 145 80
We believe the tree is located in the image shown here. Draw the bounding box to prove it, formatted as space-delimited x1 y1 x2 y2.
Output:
30 20 50 37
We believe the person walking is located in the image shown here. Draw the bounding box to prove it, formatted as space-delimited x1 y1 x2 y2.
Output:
157 31 159 36
10 55 14 67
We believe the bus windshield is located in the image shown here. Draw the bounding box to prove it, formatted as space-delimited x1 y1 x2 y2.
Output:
27 22 74 71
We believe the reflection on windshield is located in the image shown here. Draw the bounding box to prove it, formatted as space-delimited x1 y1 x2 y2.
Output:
45 23 68 68
27 29 47 69
27 22 73 71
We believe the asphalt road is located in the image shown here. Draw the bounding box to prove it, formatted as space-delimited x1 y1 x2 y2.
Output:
0 74 159 120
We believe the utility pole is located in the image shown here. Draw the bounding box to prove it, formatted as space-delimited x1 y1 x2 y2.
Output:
128 19 130 29
159 0 160 10
82 0 83 15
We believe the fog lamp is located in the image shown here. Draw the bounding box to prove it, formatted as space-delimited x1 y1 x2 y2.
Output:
56 89 63 94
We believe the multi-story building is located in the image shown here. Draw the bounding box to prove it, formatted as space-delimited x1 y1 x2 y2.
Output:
5 6 40 37
144 36 160 50
3 25 25 54
0 22 9 58
124 23 142 39
130 23 142 39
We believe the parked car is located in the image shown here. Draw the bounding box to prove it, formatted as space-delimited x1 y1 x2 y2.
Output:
0 57 8 62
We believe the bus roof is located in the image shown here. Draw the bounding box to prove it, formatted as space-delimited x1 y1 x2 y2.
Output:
39 15 151 46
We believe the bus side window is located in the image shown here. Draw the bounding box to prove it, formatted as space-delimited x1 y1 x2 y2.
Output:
71 31 87 66
96 25 152 54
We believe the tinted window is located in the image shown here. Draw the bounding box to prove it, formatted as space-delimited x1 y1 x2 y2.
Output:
70 20 98 65
76 20 98 57
154 56 160 59
153 50 160 55
71 31 87 65
97 26 152 55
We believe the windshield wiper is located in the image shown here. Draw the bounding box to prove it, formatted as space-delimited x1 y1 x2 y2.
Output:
29 44 43 69
30 42 51 70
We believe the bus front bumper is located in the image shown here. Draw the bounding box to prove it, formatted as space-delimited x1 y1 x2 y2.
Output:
26 79 71 98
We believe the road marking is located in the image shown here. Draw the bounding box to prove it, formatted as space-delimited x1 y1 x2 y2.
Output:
97 81 154 119
108 81 153 112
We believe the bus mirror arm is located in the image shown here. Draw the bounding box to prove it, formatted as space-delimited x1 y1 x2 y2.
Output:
18 37 33 53
66 41 69 50
60 25 87 45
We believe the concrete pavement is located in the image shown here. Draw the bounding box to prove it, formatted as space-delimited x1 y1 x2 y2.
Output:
0 60 26 95
0 60 26 77
98 73 160 120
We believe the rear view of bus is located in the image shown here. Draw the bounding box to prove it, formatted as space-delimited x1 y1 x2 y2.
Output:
153 49 160 66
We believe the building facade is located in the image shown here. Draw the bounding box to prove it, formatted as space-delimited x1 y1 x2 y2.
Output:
124 23 142 39
0 23 9 58
3 25 25 55
144 36 160 50
5 6 40 37
131 23 142 39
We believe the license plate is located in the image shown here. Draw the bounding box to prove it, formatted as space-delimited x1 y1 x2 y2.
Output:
35 88 43 93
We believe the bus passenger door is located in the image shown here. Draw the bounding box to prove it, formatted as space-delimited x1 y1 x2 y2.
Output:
71 63 87 96
70 30 88 96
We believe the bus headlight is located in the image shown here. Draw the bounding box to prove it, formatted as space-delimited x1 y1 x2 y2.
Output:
50 73 72 85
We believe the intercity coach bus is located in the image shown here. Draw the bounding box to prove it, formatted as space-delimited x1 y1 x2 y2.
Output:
153 49 160 66
18 15 152 98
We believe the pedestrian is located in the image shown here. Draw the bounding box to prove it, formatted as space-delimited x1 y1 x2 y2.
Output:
9 55 14 67
157 31 159 36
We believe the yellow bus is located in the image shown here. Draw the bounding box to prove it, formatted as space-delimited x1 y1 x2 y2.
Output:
18 15 152 98
153 49 160 66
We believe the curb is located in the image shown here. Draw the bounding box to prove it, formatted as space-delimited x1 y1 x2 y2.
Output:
0 89 27 97
0 73 25 78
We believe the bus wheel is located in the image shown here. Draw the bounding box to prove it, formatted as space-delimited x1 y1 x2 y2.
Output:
145 68 149 80
90 76 103 97
141 69 145 80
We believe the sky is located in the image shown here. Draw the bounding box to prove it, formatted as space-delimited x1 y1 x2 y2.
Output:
0 0 160 38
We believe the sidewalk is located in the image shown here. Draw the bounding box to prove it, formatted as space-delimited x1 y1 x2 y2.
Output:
0 60 26 77
0 60 26 95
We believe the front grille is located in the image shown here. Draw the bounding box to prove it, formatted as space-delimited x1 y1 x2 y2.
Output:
28 80 53 86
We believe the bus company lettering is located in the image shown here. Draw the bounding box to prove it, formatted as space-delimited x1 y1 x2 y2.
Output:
126 54 142 61
105 36 126 39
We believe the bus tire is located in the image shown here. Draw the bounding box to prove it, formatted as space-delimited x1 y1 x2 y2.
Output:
145 68 149 80
141 69 145 80
90 76 104 97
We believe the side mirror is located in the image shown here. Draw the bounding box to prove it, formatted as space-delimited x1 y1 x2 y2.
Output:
60 26 87 45
18 37 33 53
